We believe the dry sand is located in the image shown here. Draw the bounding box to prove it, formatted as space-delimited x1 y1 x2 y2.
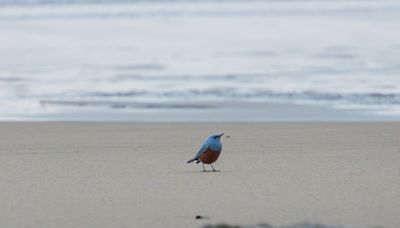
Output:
0 122 399 228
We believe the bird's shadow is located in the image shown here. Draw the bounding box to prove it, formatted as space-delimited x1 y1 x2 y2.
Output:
204 170 221 173
176 169 236 175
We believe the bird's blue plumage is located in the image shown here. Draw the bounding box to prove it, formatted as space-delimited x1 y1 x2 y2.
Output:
193 134 223 160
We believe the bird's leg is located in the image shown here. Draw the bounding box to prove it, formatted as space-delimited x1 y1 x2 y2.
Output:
202 163 206 172
210 163 216 172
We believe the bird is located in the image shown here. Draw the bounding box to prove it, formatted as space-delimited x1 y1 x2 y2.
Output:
187 133 224 172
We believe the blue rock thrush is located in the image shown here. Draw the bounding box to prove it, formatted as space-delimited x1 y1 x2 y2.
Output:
187 133 224 172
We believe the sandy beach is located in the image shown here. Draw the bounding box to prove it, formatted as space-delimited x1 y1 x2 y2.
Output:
0 122 399 228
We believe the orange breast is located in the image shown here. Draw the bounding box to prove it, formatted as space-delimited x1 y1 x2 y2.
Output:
199 148 221 164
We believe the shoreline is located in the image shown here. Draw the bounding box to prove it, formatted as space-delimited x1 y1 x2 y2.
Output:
4 101 400 121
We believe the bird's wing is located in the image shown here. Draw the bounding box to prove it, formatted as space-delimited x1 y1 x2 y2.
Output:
193 141 210 160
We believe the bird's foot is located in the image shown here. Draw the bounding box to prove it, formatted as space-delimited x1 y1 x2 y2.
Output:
212 169 220 172
210 164 218 172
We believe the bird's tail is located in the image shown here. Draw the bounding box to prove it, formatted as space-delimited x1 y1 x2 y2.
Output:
187 158 196 163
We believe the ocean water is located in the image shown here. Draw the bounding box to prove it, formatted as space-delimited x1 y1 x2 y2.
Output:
1 0 400 120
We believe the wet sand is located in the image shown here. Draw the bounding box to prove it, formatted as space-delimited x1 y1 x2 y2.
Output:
0 122 399 228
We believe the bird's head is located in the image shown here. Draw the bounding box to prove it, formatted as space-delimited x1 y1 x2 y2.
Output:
209 133 224 141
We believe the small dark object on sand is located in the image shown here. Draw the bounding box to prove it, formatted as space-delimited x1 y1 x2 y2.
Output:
196 215 203 219
226 135 231 138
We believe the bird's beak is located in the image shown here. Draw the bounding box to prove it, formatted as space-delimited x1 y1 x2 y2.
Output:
218 133 224 138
